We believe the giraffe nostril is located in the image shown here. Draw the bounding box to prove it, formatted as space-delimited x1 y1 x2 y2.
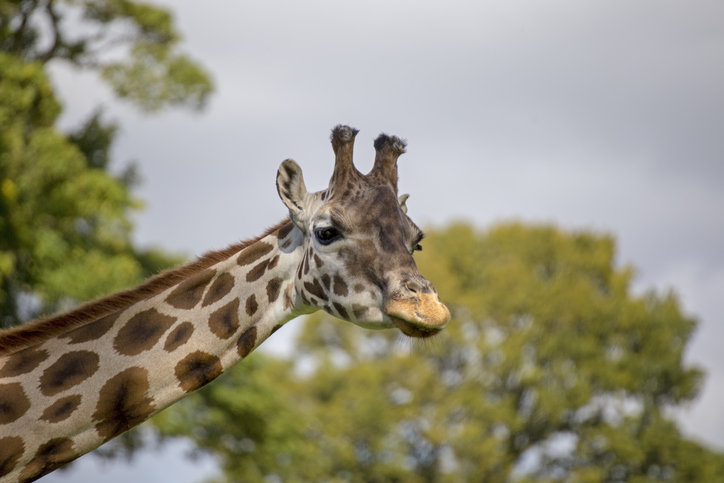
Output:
405 280 423 294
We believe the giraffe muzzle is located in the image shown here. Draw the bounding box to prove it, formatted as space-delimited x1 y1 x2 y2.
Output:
385 282 451 338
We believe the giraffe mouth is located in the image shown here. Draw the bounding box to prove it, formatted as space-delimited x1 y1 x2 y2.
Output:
385 293 450 338
389 316 443 339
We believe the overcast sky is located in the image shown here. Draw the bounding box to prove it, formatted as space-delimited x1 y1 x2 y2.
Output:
44 1 723 481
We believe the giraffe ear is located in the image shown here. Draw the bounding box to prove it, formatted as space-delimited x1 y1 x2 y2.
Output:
277 159 310 230
398 193 410 214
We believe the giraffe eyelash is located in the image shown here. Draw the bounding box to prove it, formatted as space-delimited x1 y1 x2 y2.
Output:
411 231 425 253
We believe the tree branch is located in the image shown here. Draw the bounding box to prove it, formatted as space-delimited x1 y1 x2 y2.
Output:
38 0 60 63
8 0 38 56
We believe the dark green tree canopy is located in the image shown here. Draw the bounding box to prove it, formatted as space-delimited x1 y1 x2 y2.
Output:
153 222 723 483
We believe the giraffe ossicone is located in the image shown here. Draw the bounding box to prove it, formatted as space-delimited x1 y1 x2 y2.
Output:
0 125 450 482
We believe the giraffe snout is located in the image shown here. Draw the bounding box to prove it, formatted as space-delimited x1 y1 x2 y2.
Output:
385 277 451 338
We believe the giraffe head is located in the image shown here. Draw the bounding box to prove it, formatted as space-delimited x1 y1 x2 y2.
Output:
276 125 450 338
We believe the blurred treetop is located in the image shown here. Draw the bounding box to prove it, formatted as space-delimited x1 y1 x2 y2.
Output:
0 0 213 327
0 0 213 111
153 222 724 483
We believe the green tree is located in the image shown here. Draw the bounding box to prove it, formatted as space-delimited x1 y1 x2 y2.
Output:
1 0 213 111
0 0 212 327
153 222 724 482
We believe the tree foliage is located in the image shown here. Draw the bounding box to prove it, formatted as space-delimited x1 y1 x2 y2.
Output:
0 0 210 326
153 222 724 482
1 53 142 325
1 0 213 111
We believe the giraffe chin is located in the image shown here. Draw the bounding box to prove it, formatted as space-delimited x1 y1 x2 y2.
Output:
389 316 443 339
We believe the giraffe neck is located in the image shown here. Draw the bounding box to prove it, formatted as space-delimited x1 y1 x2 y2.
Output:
0 221 309 482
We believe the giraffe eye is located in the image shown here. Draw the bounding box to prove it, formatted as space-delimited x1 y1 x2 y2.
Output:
315 227 341 245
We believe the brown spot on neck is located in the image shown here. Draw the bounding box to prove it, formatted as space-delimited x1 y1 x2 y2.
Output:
0 436 24 478
175 351 223 393
58 312 119 345
18 438 78 481
39 351 100 397
267 255 280 271
237 241 274 267
113 309 177 356
40 395 82 423
266 278 283 303
245 294 258 316
164 322 194 353
247 259 271 282
0 347 49 378
0 382 30 424
237 326 257 358
277 222 295 240
208 299 240 340
166 269 216 310
201 272 236 307
93 367 155 442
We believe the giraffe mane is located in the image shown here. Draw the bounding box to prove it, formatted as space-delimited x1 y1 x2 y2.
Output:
0 219 292 356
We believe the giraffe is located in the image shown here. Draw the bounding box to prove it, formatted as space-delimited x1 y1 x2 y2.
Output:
0 125 450 482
